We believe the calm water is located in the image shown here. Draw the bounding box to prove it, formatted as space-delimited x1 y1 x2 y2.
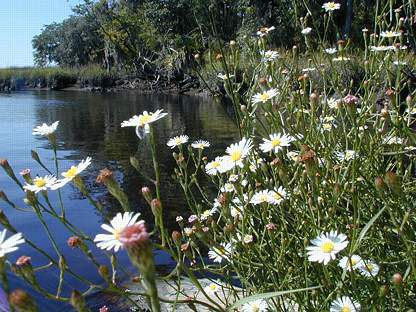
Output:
0 91 238 311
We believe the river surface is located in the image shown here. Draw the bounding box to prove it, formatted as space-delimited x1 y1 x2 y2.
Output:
0 91 238 311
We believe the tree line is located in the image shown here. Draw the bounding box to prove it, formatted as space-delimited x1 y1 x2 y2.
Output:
32 0 414 75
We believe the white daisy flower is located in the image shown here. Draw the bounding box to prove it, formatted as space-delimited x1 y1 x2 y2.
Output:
200 209 217 221
260 133 295 153
301 27 312 35
380 30 401 38
330 296 360 312
229 174 239 182
287 151 300 162
167 135 189 149
231 206 244 219
191 140 210 149
370 45 396 52
383 136 403 145
204 283 220 296
243 234 254 244
256 26 275 37
252 89 279 104
302 67 316 72
250 190 271 205
23 175 58 193
217 73 234 80
336 150 357 162
306 231 349 265
325 48 337 55
94 212 143 252
327 97 341 109
32 121 59 136
333 56 351 62
338 255 363 271
322 2 341 12
268 187 286 205
358 259 380 277
223 137 253 169
205 156 224 175
221 183 235 193
208 242 232 263
261 50 279 62
241 299 268 312
121 110 168 135
0 230 25 257
51 157 92 189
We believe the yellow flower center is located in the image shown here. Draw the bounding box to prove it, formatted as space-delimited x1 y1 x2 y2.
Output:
321 241 335 253
114 230 121 240
211 161 220 168
252 304 260 312
351 258 359 265
271 138 281 147
209 284 217 291
34 178 47 188
259 195 269 202
366 264 374 271
138 114 152 126
230 151 242 162
323 123 332 130
63 166 78 178
260 93 270 102
273 192 282 200
341 306 351 312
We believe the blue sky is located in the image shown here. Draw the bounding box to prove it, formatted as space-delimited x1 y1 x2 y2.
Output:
0 0 82 68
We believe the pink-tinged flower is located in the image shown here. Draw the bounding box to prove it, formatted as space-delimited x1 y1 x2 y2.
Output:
119 223 150 248
19 169 30 176
343 94 359 105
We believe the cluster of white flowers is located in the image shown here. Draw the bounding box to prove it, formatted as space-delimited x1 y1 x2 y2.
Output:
250 187 286 206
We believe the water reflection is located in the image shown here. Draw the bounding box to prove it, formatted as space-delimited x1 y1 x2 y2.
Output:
0 91 238 310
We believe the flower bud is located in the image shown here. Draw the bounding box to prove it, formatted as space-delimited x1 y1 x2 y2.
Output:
129 156 140 170
171 231 182 244
194 54 200 60
379 285 389 297
99 306 109 312
374 177 385 191
384 171 401 193
9 289 38 312
67 236 82 249
229 40 236 47
150 198 162 220
223 223 235 233
215 53 223 61
406 95 412 106
259 77 268 85
392 273 403 285
141 186 152 203
266 223 277 231
70 290 88 312
96 168 113 185
240 105 247 112
98 265 110 282
16 256 31 267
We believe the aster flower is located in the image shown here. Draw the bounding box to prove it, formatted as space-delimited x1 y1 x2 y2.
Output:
191 140 210 149
167 135 189 149
252 89 279 104
217 73 234 80
333 56 351 62
243 234 254 244
260 133 295 153
327 97 341 109
380 30 401 38
23 175 58 193
208 242 232 263
322 2 341 12
256 26 275 37
0 230 25 257
51 157 92 189
325 48 337 54
338 255 363 271
383 136 403 145
241 299 268 312
370 45 395 52
306 231 349 265
260 50 279 62
222 137 253 170
121 110 167 136
336 150 357 162
287 151 300 162
330 296 360 312
358 259 380 277
203 283 220 296
32 121 59 136
200 209 217 221
250 190 271 205
94 212 143 252
268 187 286 205
301 27 312 35
221 183 235 193
205 156 224 175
